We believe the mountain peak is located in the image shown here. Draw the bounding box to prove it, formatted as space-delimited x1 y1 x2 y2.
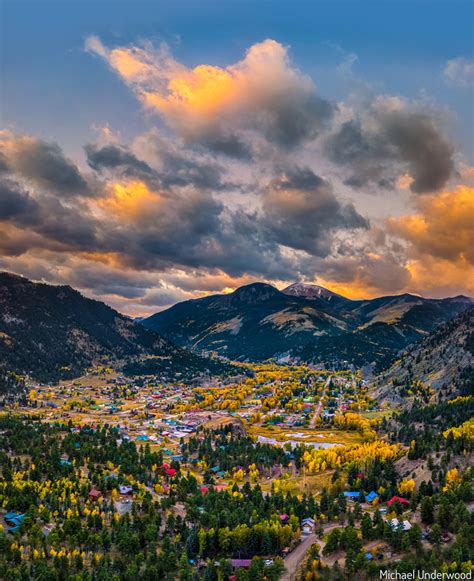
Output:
283 282 347 302
229 282 281 303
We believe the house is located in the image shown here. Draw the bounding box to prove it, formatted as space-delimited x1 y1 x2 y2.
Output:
301 517 315 535
365 491 379 504
231 559 252 569
89 488 102 500
343 491 361 501
4 512 26 530
388 518 412 532
387 496 410 507
119 485 133 496
388 517 400 530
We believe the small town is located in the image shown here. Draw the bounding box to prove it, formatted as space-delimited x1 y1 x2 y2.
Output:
1 363 472 579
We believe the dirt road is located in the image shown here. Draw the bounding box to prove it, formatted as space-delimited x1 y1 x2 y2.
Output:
281 522 342 580
280 533 318 581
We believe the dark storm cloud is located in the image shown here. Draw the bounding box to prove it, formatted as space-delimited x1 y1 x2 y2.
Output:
87 135 234 191
0 153 9 173
65 265 162 299
2 137 91 196
157 148 230 190
191 86 335 160
258 92 335 149
85 143 154 178
382 109 454 193
325 103 455 193
0 180 39 220
261 167 369 256
196 132 253 160
0 174 98 252
33 196 99 248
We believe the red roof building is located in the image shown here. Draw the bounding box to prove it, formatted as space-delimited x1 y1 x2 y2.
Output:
89 488 102 500
387 496 409 506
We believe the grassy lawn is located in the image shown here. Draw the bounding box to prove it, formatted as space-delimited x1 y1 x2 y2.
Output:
260 471 337 496
360 410 393 421
249 424 364 446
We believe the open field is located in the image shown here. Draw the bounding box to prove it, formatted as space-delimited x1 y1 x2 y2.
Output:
248 424 365 447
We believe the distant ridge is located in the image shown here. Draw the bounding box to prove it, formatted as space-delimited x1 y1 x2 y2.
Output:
142 281 472 370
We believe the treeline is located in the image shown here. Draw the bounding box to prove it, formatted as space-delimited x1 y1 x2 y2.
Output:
183 425 290 477
384 396 474 459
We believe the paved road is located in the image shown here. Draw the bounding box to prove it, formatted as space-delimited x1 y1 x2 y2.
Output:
310 375 332 428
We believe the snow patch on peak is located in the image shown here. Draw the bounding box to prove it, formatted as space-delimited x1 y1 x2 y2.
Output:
283 282 346 302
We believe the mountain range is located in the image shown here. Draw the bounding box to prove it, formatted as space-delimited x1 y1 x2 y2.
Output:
0 273 472 383
143 282 473 370
0 272 231 381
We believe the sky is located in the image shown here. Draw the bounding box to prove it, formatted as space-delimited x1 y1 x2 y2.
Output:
0 0 473 315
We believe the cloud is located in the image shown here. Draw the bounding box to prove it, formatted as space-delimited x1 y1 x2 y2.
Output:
86 129 235 191
261 166 369 256
325 97 455 193
315 252 412 298
443 57 474 87
2 128 468 312
86 37 334 155
2 26 473 314
85 142 154 179
0 177 97 250
0 179 39 220
0 132 90 196
388 185 474 264
385 185 474 297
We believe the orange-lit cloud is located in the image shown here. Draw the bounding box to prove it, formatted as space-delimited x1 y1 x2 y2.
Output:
385 185 474 296
313 278 388 300
98 180 164 220
388 186 474 264
406 256 474 297
86 37 333 151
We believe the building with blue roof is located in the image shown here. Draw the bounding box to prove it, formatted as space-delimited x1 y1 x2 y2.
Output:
4 512 26 531
365 491 379 504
